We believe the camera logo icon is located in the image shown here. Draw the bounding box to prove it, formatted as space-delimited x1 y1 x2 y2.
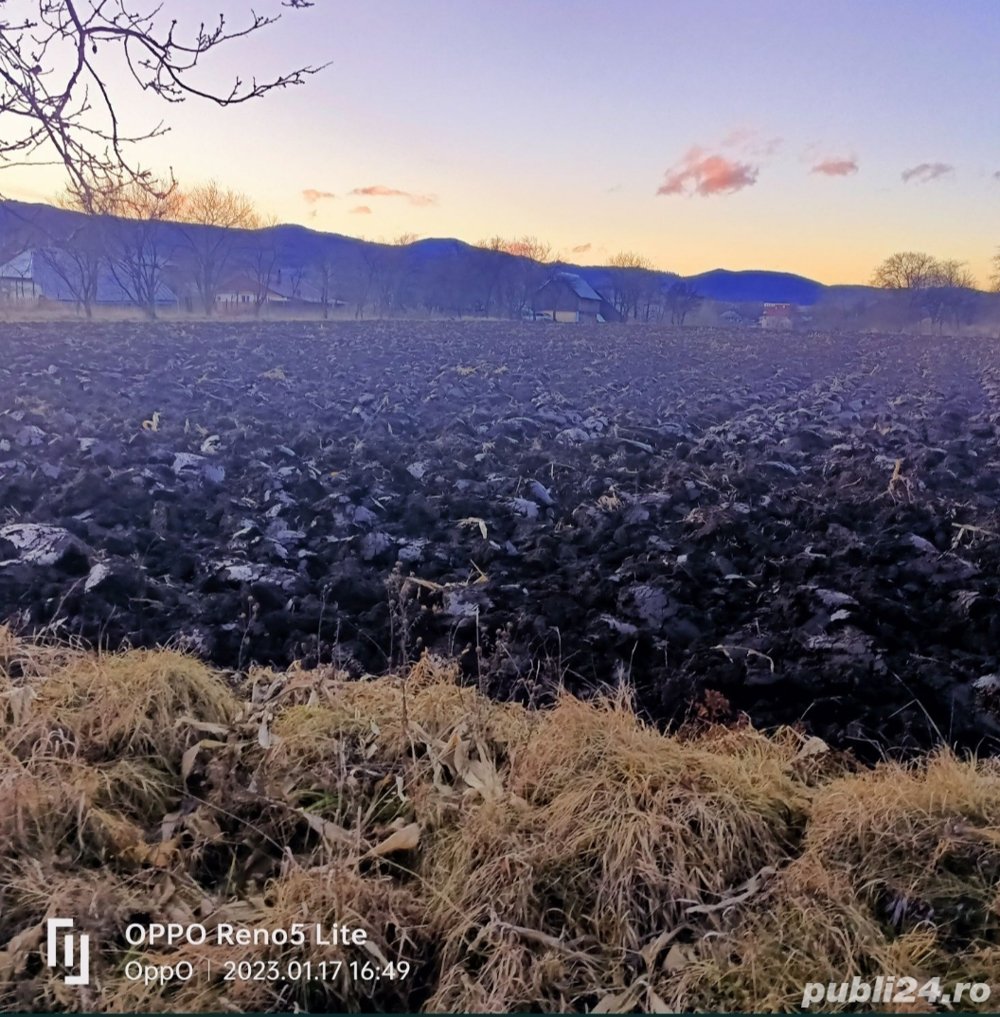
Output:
46 918 90 986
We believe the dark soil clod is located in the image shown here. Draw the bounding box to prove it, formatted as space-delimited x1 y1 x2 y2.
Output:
3 321 1000 757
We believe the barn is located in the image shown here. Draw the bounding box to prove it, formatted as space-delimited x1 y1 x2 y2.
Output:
0 252 41 303
0 248 179 308
532 272 620 323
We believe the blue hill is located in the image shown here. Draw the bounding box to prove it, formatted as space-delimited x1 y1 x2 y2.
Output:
685 269 825 305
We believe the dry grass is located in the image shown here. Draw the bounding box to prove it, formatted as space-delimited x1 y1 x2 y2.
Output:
0 625 998 1012
672 755 1000 1011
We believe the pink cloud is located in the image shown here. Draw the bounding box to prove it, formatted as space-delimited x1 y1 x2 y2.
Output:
302 188 336 204
571 242 592 254
349 184 437 207
350 205 372 215
811 156 859 177
657 147 759 197
901 162 953 183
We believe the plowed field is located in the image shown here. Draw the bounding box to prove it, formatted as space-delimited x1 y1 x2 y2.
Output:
3 321 1000 754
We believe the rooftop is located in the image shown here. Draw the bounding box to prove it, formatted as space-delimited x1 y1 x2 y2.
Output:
0 251 34 279
552 271 603 302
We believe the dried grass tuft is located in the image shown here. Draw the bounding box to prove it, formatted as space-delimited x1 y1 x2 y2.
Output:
667 750 1000 1012
3 641 236 765
1 629 998 1013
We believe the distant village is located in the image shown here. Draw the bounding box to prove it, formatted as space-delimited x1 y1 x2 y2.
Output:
0 243 814 327
0 232 815 330
1 200 994 332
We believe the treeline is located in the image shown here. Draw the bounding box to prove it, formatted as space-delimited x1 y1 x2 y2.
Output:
864 251 992 329
783 251 1000 333
3 180 345 320
0 181 699 322
7 183 996 329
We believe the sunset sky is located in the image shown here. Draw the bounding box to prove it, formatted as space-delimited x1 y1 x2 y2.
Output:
4 0 999 285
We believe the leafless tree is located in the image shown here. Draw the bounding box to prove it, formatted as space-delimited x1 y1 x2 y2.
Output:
382 235 418 316
608 250 653 319
243 216 280 317
349 242 379 319
474 234 549 317
664 280 702 325
871 251 939 290
0 203 35 261
62 175 182 317
472 236 510 316
919 259 978 330
502 235 551 264
0 2 324 198
37 202 105 316
418 244 469 317
304 241 340 319
174 181 261 313
358 234 419 318
991 249 1000 293
930 259 976 290
312 254 335 320
285 254 308 303
873 251 978 327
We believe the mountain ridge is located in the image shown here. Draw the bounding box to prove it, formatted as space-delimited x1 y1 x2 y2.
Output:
1 198 859 307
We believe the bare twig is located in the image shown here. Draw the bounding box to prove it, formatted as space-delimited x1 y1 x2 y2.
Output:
0 1 327 197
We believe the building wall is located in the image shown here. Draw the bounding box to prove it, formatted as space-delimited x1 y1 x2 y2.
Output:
760 302 796 329
761 315 793 330
0 277 40 302
533 281 605 323
216 290 289 306
217 291 257 305
533 280 579 313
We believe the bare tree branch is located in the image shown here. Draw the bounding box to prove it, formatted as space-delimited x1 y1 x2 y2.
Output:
173 180 261 313
0 1 326 199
